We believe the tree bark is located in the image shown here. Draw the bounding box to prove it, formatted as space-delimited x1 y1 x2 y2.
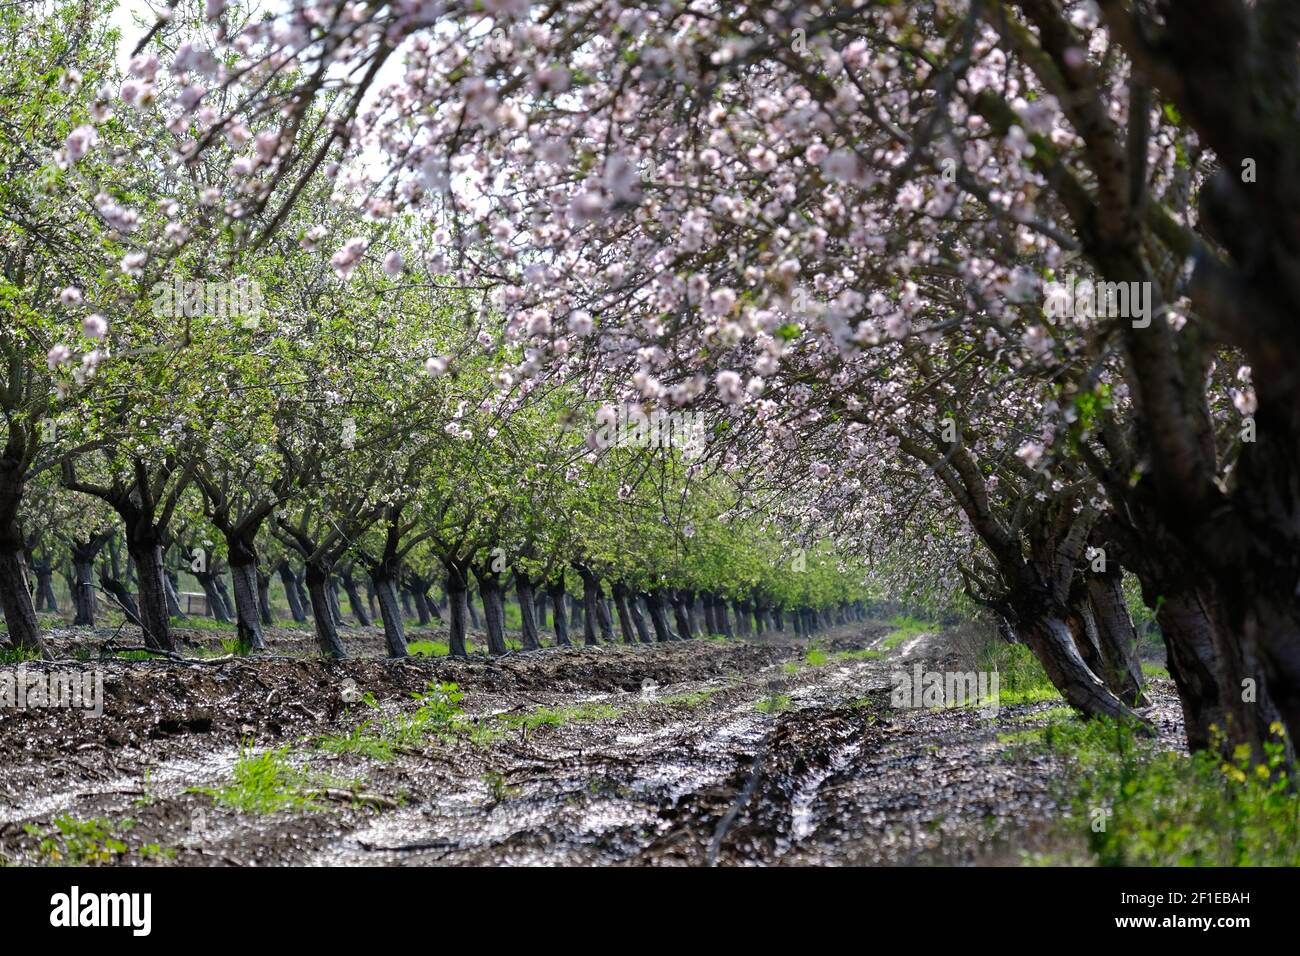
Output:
643 590 676 642
671 589 694 640
339 567 372 626
514 571 542 651
1085 570 1148 706
229 559 267 651
128 541 175 651
305 562 347 659
257 569 274 625
474 567 510 656
611 582 638 645
277 561 308 622
1012 584 1151 730
446 563 470 657
574 564 602 646
627 589 653 644
369 563 408 658
546 578 571 646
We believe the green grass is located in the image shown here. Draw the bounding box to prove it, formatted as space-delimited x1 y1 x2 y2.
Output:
0 645 40 664
407 639 451 657
976 640 1062 706
804 646 830 667
500 701 621 731
1141 661 1170 679
197 744 329 814
1019 718 1300 866
21 814 179 865
660 687 720 709
756 693 792 714
315 682 467 760
882 614 936 649
832 647 883 662
173 614 235 631
24 816 133 865
464 699 622 746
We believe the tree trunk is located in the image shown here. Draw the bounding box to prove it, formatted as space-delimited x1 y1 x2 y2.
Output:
1014 597 1150 729
70 538 105 628
702 595 718 636
627 590 653 644
596 593 615 642
643 590 676 642
294 569 312 620
1065 583 1109 696
1085 570 1148 706
163 567 185 619
328 578 348 627
671 589 694 640
128 541 175 652
546 579 571 646
410 584 432 626
466 590 481 630
305 562 347 659
257 570 274 625
0 544 43 655
195 570 230 623
33 564 58 614
574 565 601 646
339 568 372 626
715 596 733 637
446 564 470 657
277 561 307 622
733 599 750 636
611 582 638 645
474 568 509 656
515 571 542 651
370 564 408 658
229 559 267 651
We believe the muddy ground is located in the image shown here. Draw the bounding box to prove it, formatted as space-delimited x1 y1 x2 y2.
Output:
0 621 1184 866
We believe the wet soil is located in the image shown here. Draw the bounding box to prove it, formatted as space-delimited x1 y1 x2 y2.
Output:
0 621 1184 866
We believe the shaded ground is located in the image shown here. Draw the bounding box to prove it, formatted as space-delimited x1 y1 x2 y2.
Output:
0 621 1183 866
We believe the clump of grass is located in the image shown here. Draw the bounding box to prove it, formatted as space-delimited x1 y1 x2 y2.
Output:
976 640 1062 706
482 770 520 803
316 721 396 761
407 639 451 657
660 687 720 709
1141 661 1170 679
756 693 792 714
173 615 236 631
833 647 884 662
501 701 621 731
805 646 830 667
0 645 40 664
882 614 936 650
463 699 621 747
198 743 327 814
24 816 133 865
316 682 467 760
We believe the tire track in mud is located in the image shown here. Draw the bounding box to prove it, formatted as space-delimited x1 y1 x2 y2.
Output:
0 625 1183 866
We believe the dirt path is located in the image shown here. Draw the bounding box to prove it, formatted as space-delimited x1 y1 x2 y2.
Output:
0 624 1184 866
